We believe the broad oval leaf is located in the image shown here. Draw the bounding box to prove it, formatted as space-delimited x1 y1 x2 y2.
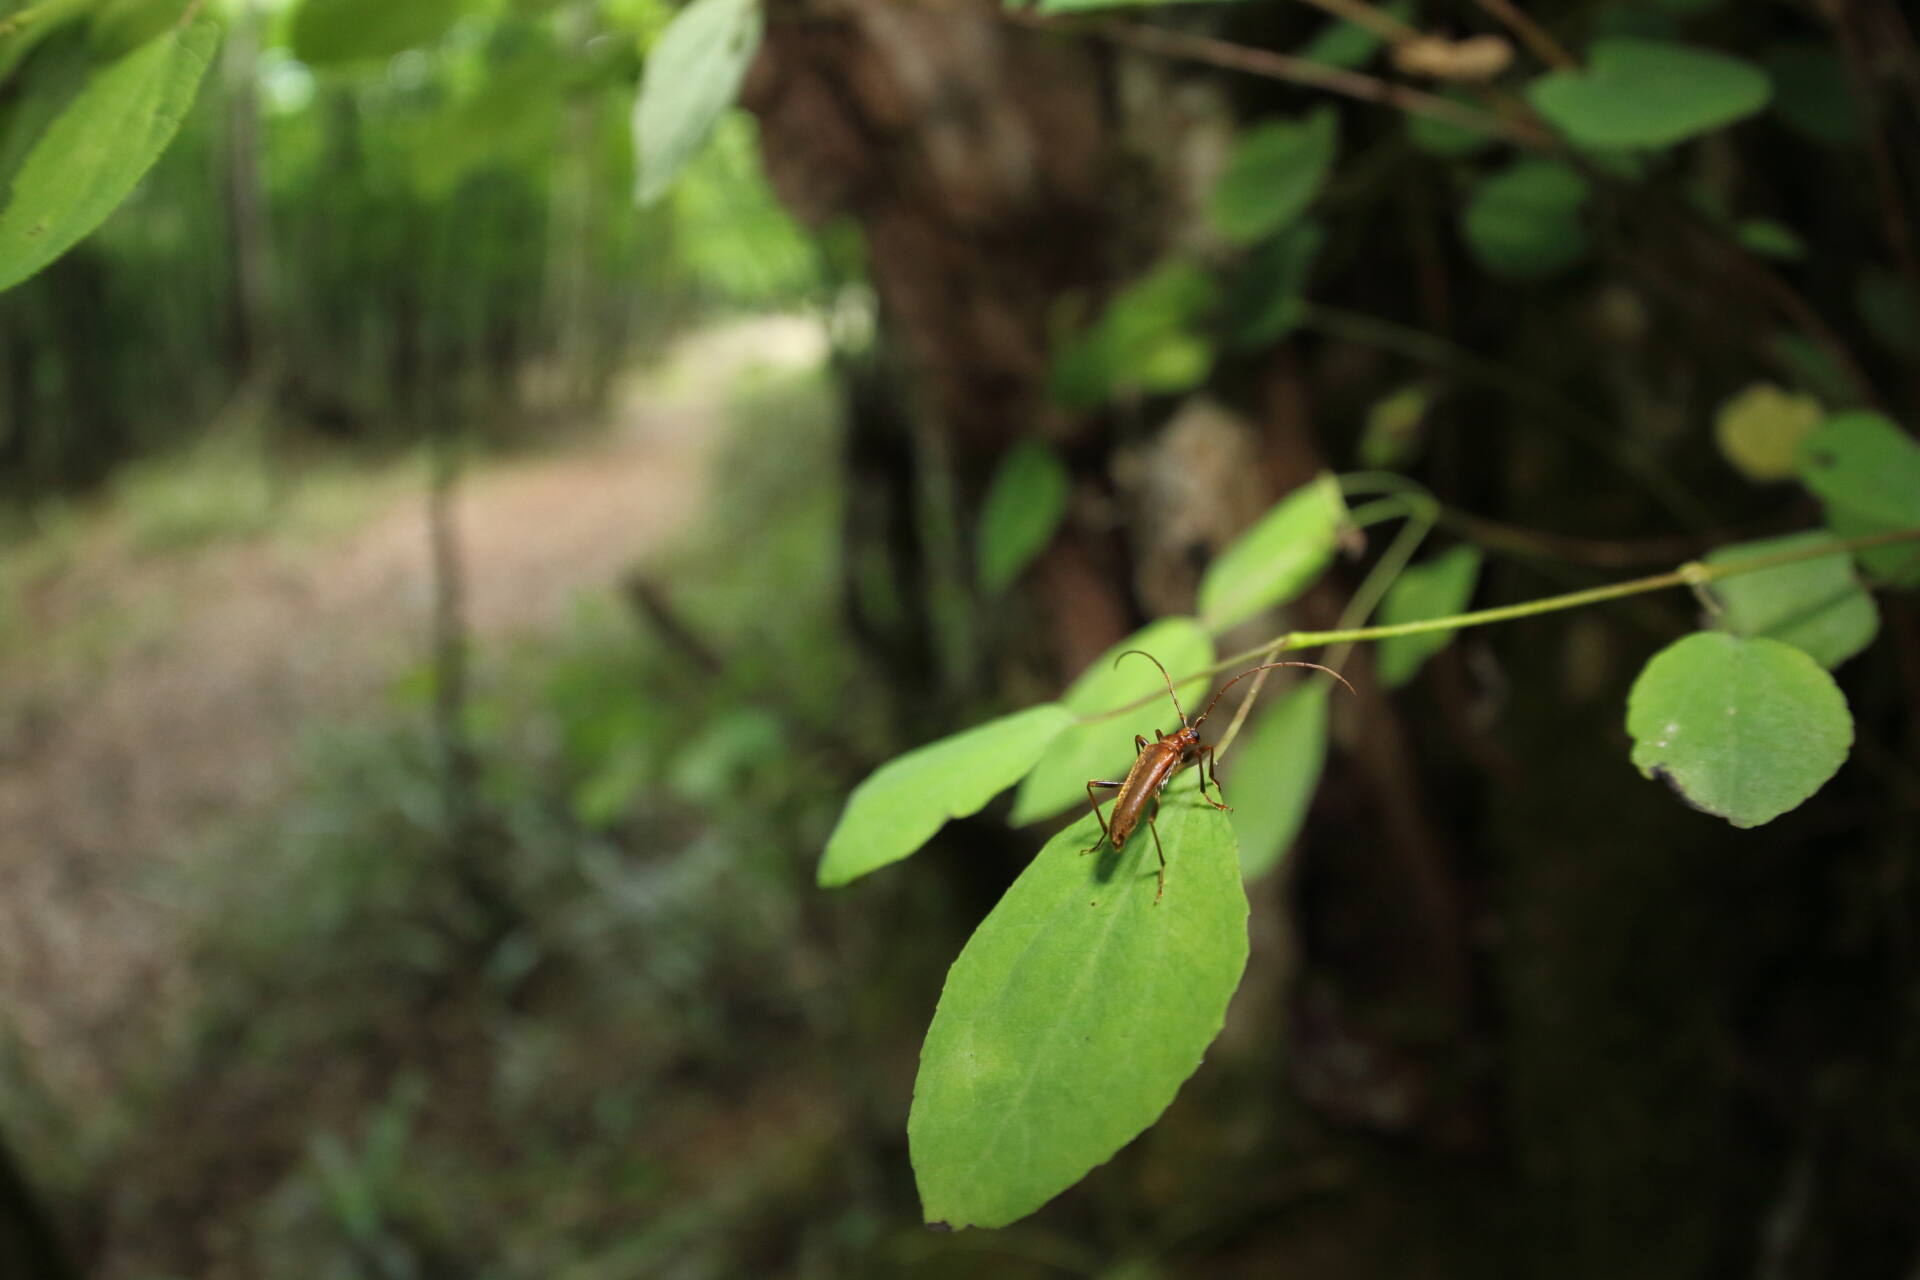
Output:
1626 632 1852 828
911 769 1248 1229
1226 680 1329 880
1713 382 1822 482
977 440 1071 595
1197 473 1346 632
1376 545 1482 688
819 704 1076 888
290 0 466 66
0 14 218 293
1208 107 1339 247
1797 412 1920 586
634 0 763 206
1461 159 1590 281
1010 618 1214 826
1703 532 1877 670
1528 38 1771 149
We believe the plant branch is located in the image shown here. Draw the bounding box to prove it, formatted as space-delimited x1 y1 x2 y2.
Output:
1470 0 1575 69
1081 524 1920 726
999 9 1551 150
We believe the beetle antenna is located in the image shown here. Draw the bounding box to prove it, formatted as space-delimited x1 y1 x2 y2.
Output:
1192 661 1354 728
1114 649 1189 727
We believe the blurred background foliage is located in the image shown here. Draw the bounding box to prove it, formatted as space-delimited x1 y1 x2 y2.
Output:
1 0 1919 1277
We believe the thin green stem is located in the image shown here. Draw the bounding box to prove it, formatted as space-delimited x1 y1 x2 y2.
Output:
1078 524 1920 727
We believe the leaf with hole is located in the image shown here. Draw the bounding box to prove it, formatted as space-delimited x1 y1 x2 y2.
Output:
819 704 1077 888
1197 473 1346 632
0 13 218 294
1226 681 1329 880
1209 107 1339 247
1626 632 1851 828
911 769 1247 1229
1796 412 1920 586
1010 618 1214 826
1376 545 1482 688
1703 532 1877 670
633 0 763 205
978 440 1071 595
1528 38 1771 149
1461 159 1590 281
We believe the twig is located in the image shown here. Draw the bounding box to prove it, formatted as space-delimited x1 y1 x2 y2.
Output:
1291 0 1420 45
1000 9 1551 150
1470 0 1575 70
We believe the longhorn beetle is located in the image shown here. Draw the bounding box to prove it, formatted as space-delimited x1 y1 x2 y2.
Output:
1084 651 1353 901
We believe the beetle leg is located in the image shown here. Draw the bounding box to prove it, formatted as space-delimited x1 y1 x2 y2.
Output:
1196 743 1232 813
1146 795 1167 902
1136 734 1151 755
1083 780 1125 855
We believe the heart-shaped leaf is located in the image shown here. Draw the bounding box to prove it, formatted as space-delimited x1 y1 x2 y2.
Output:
1376 545 1483 688
1197 474 1346 632
819 704 1076 887
1626 632 1852 828
1703 532 1877 670
1010 618 1214 826
1225 681 1330 880
978 440 1071 595
911 769 1248 1229
1528 38 1771 149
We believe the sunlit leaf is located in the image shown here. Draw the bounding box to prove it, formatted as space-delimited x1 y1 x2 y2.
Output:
1461 159 1590 280
633 0 763 206
1208 107 1338 247
1197 473 1346 632
89 0 195 58
289 0 465 66
820 704 1077 887
1713 382 1822 482
1703 532 1877 670
1010 618 1214 826
911 770 1247 1229
1376 545 1482 688
978 440 1071 594
1226 681 1329 880
1528 39 1770 149
1626 632 1851 828
0 13 219 293
1049 261 1218 409
1797 412 1920 586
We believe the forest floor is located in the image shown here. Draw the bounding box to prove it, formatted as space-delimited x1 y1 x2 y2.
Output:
0 314 829 1114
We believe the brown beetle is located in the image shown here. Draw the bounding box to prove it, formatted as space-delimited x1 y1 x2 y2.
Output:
1084 650 1351 901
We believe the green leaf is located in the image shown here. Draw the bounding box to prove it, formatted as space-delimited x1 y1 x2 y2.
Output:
1357 384 1432 470
1736 219 1804 262
89 0 196 58
0 13 219 294
1197 473 1346 632
1299 0 1412 69
1010 618 1214 826
1528 39 1771 149
290 0 466 66
1461 159 1590 281
978 440 1071 595
1223 221 1322 351
1626 632 1851 828
1376 545 1482 688
0 0 93 82
1797 412 1920 586
633 0 763 206
1713 382 1822 482
1763 43 1858 145
819 704 1077 888
1226 681 1329 880
1208 107 1339 247
1703 532 1877 670
1856 269 1919 356
911 769 1248 1229
1407 91 1498 157
1049 262 1218 409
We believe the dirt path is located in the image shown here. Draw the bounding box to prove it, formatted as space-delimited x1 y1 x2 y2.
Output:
0 316 826 1105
